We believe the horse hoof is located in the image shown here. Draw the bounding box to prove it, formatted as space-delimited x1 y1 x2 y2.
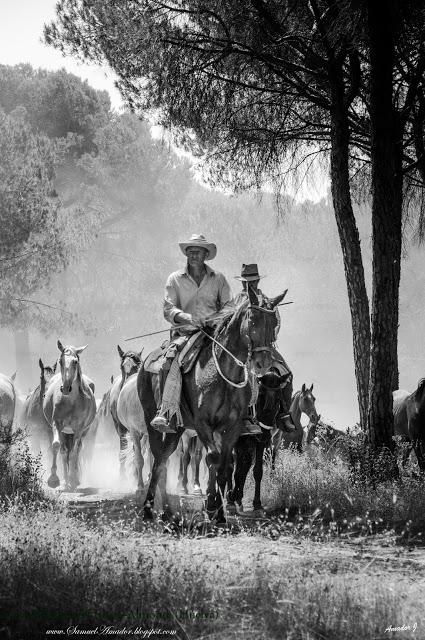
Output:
47 475 60 488
192 486 203 496
252 508 267 518
237 502 244 513
179 486 189 496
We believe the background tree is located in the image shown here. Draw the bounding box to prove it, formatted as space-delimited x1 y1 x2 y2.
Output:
0 65 113 387
45 0 425 471
0 109 70 387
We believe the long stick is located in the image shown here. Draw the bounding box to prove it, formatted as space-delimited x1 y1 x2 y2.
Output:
124 301 294 341
124 328 170 341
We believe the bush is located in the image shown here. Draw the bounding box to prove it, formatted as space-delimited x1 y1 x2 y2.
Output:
0 425 44 503
258 447 425 537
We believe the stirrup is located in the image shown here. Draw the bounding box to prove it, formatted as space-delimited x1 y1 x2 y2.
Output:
240 418 262 436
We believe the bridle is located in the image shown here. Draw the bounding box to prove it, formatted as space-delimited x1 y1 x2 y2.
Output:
208 302 278 389
59 348 80 392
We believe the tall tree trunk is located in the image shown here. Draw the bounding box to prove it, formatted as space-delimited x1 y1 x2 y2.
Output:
330 70 371 431
367 0 402 456
14 327 33 391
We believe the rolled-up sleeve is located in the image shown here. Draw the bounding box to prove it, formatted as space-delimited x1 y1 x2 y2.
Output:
163 274 182 323
218 274 234 312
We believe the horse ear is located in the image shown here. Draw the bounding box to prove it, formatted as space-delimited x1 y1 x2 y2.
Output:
11 371 16 382
75 345 88 355
310 383 314 392
52 362 57 373
302 383 306 392
117 345 124 358
110 375 114 384
57 340 64 353
139 347 144 359
39 358 44 371
268 289 288 309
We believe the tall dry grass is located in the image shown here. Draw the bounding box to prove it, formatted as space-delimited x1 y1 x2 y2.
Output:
256 446 425 537
0 503 422 640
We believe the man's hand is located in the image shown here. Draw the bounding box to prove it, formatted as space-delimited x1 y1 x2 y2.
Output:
192 318 206 329
175 312 193 325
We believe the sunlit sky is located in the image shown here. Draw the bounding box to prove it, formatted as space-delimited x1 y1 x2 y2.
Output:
0 0 123 109
0 0 329 202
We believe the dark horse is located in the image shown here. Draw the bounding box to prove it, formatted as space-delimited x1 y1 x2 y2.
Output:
227 369 291 514
138 287 285 521
393 381 425 471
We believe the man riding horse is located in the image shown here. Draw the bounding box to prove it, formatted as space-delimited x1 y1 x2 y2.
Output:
151 233 247 433
234 263 295 433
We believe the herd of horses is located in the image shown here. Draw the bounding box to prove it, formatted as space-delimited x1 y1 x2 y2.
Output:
1 292 425 521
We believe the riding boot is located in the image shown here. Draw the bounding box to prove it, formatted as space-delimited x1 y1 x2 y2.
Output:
280 413 296 432
278 376 296 431
150 356 178 433
240 406 262 436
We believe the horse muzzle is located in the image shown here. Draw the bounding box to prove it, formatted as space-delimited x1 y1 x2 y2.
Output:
60 384 73 395
251 352 272 376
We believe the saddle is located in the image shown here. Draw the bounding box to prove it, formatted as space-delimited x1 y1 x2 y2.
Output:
144 332 205 375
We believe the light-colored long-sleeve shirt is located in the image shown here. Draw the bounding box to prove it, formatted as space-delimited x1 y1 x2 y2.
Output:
163 264 234 329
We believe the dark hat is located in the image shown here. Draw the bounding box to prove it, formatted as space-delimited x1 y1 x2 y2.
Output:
235 263 265 282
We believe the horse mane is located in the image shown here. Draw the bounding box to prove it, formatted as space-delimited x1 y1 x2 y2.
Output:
213 301 246 339
291 389 302 403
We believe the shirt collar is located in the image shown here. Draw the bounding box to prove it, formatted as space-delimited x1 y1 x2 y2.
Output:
182 263 215 277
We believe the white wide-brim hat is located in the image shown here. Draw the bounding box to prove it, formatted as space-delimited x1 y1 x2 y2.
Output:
179 234 217 261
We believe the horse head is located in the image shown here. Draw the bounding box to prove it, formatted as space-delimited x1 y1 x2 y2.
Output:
257 370 291 426
57 340 87 395
39 358 57 385
299 383 320 424
117 345 144 377
241 287 286 375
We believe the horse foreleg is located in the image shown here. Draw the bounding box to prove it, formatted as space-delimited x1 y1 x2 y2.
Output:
216 444 234 523
179 438 191 495
143 428 163 518
253 441 266 512
68 438 82 490
61 437 71 491
192 437 204 495
228 436 255 512
117 425 129 483
271 430 282 470
205 451 220 518
131 431 145 500
158 432 183 520
47 422 61 488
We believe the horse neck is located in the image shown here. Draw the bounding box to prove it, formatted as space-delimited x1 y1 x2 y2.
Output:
414 381 425 414
120 365 134 389
120 367 127 388
38 376 46 406
290 391 302 425
76 361 89 396
216 311 249 375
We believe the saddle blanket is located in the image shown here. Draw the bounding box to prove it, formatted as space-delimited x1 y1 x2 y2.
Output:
144 332 204 375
